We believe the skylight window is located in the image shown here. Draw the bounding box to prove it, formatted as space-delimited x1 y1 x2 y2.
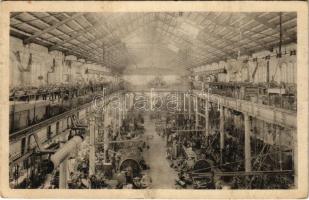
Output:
179 22 200 38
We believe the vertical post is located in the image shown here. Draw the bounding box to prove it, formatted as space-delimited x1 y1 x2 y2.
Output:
205 99 209 137
103 112 109 162
277 126 283 170
123 94 127 120
220 106 225 149
119 95 122 131
59 136 68 189
195 96 199 129
124 94 127 119
244 113 251 172
266 60 270 83
183 93 186 113
188 94 191 119
102 43 105 66
279 12 282 57
292 129 297 188
59 158 67 189
220 106 224 165
89 117 95 176
113 108 117 133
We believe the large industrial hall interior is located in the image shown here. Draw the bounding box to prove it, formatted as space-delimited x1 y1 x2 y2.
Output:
9 12 297 189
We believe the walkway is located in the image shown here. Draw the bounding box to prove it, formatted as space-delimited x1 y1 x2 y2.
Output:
143 115 178 189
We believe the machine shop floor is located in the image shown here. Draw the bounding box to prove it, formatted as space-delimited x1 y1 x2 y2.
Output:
143 115 178 189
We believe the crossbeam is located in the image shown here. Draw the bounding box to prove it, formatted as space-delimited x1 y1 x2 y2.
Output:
201 29 252 55
24 13 83 45
246 13 296 41
48 25 95 52
203 14 271 51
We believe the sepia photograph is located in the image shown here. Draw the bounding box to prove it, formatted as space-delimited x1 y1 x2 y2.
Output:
0 1 308 199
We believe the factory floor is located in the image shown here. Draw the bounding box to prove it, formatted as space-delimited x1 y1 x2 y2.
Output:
143 115 178 189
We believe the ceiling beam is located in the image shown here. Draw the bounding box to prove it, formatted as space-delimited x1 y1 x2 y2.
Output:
77 15 149 50
155 25 215 60
23 13 83 45
47 14 121 60
80 14 154 66
200 39 233 56
11 27 55 47
205 14 273 51
13 15 83 54
17 12 97 57
48 13 111 52
164 13 255 61
156 16 226 60
166 13 237 57
48 31 120 67
92 44 122 64
48 25 95 52
10 13 114 70
10 12 23 18
245 13 296 42
200 28 253 56
23 12 86 51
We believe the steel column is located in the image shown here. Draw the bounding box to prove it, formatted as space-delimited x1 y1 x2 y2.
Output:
220 106 225 149
195 96 199 129
59 136 68 189
188 94 191 119
205 99 209 137
293 129 297 188
244 113 252 172
103 113 109 162
89 118 95 176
